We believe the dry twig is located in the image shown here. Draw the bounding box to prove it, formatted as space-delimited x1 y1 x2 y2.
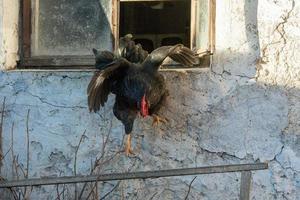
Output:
0 121 21 200
0 97 6 173
56 184 61 200
78 120 118 199
99 181 121 200
9 121 25 199
55 184 66 200
74 130 87 200
26 109 30 179
24 109 33 199
148 192 158 200
184 176 197 200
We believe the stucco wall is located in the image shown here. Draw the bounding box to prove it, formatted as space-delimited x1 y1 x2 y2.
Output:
0 0 299 199
1 0 19 70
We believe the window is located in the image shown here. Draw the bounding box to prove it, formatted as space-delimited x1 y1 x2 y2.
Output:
21 0 113 68
119 1 191 52
20 0 215 69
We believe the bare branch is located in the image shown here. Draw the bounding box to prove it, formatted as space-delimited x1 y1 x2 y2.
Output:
56 184 61 200
26 109 30 178
62 184 66 200
184 176 197 200
78 121 115 199
74 130 87 176
84 182 96 200
15 156 26 179
97 119 114 166
0 176 19 200
55 184 66 200
148 192 158 200
0 97 6 173
95 181 99 200
24 109 32 199
0 123 13 163
9 119 31 199
8 187 19 200
0 146 12 162
11 122 15 178
74 130 86 200
99 181 120 200
24 186 33 200
14 156 25 198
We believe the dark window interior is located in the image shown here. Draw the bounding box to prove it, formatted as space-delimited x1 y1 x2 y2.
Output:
133 38 154 52
120 1 191 53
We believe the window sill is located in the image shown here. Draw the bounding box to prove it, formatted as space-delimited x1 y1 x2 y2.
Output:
5 66 209 73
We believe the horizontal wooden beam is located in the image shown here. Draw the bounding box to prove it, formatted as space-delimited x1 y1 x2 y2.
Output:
21 56 95 67
120 0 185 2
0 163 268 188
19 56 209 69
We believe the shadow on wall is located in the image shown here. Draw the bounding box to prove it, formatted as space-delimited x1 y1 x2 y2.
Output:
154 0 293 162
211 0 260 79
244 0 260 58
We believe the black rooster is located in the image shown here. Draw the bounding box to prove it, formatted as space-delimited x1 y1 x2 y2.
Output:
88 44 196 156
118 34 148 63
92 34 147 70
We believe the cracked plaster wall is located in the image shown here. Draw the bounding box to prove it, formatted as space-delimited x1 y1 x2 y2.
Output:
0 0 299 199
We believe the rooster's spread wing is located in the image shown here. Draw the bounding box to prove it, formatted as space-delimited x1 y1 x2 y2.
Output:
87 59 130 112
142 44 197 72
93 49 116 70
165 44 197 66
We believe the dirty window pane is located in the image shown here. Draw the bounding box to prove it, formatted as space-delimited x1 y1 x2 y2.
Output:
31 0 112 56
196 0 209 50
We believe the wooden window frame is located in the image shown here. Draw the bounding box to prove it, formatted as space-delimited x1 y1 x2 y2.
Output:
20 0 215 69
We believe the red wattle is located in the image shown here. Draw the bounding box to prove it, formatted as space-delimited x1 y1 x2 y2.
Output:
140 95 149 117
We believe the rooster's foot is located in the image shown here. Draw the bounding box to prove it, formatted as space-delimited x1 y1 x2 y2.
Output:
152 115 168 127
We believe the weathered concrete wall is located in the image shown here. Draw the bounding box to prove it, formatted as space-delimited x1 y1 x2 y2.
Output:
1 0 19 70
0 0 3 66
0 0 299 199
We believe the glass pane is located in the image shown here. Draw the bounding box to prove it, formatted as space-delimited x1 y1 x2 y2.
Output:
196 0 209 50
31 0 112 56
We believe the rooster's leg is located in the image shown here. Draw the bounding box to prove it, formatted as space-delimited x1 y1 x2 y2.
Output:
152 114 168 127
124 134 135 156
